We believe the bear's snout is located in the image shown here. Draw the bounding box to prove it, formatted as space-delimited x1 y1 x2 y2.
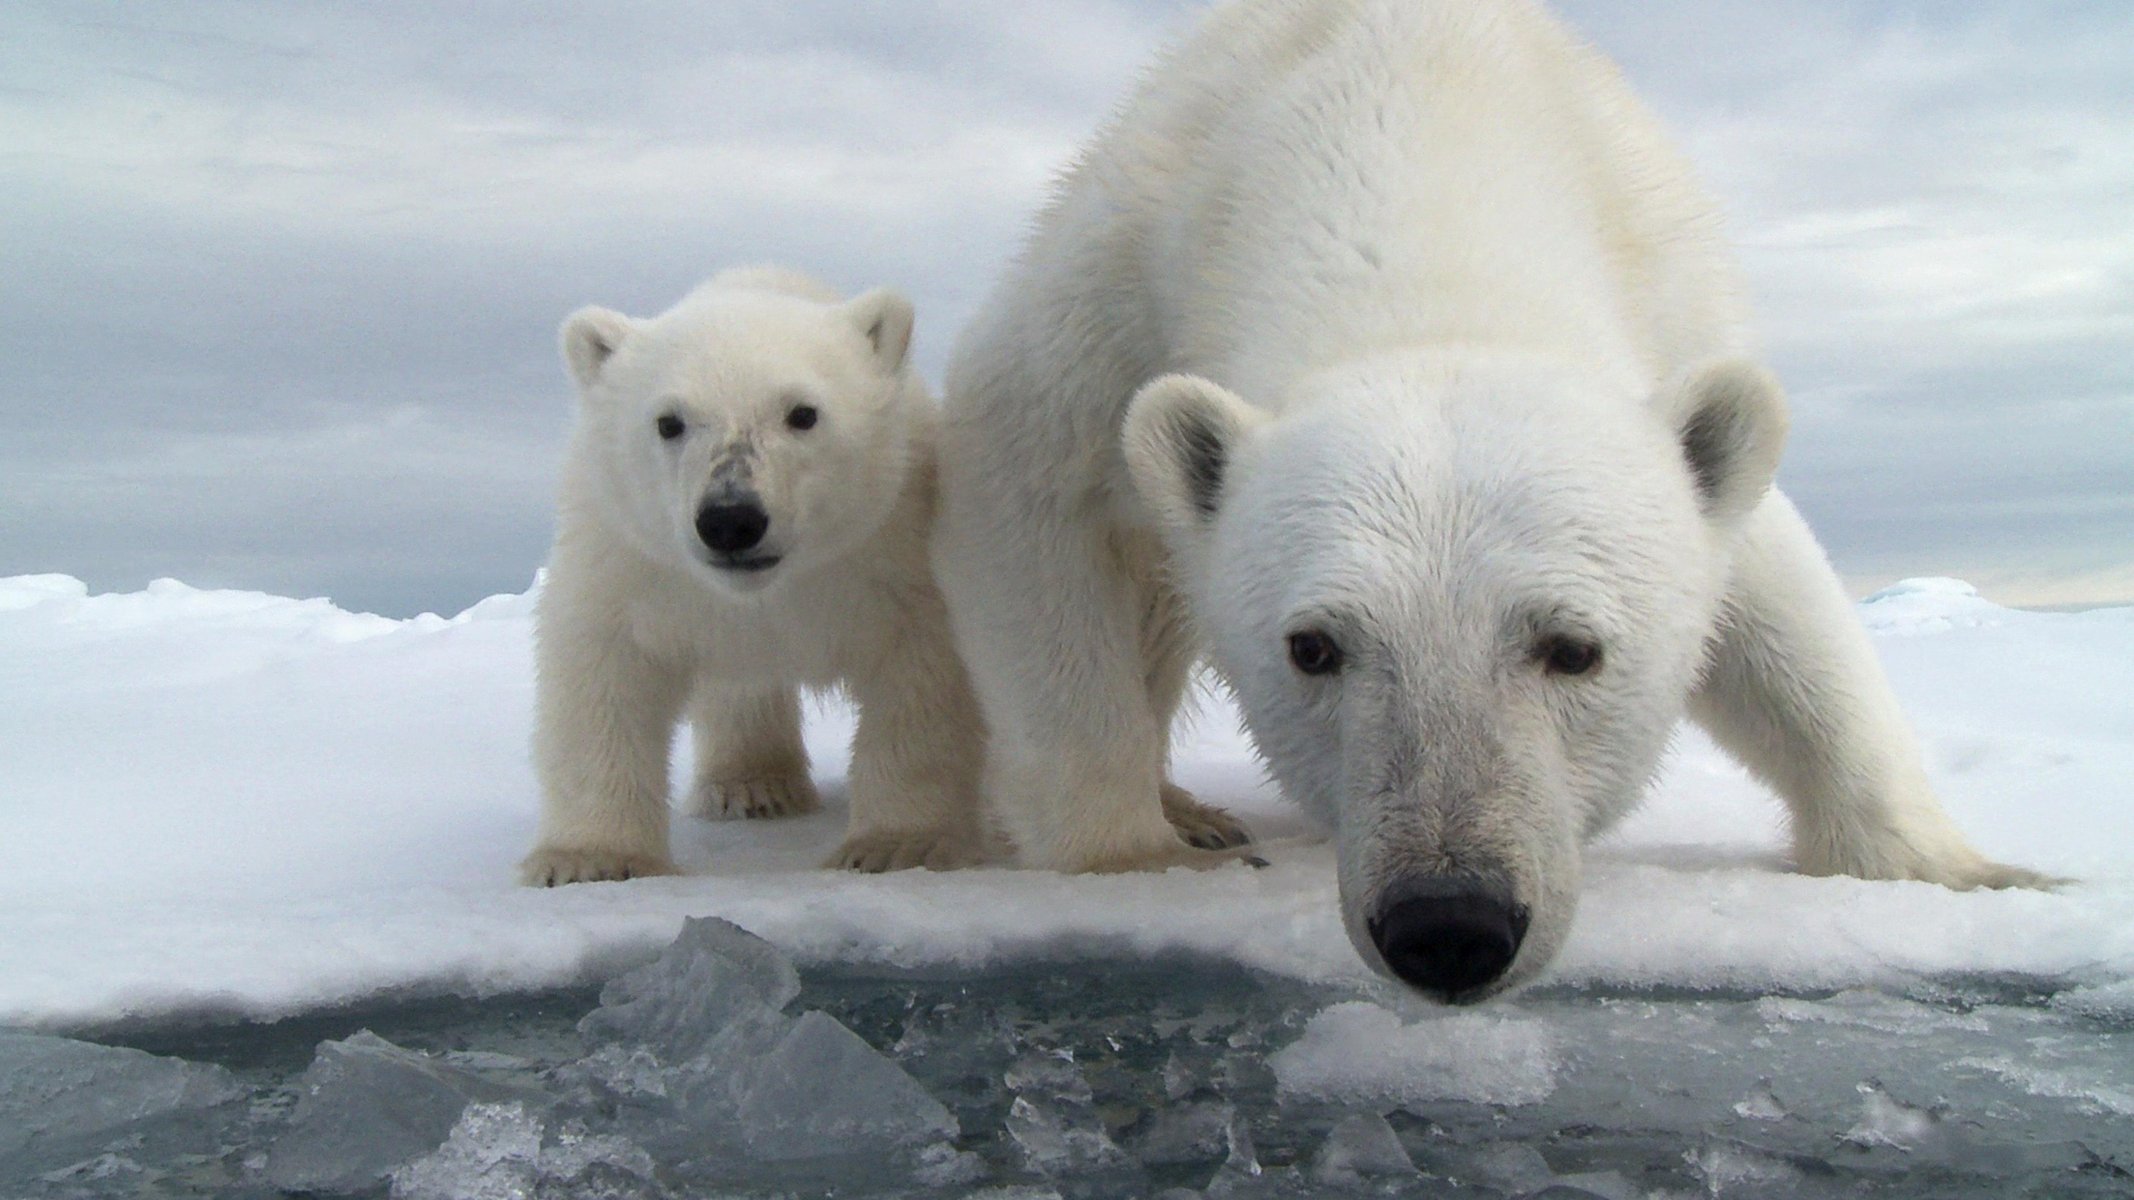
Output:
1366 876 1529 1002
696 500 771 557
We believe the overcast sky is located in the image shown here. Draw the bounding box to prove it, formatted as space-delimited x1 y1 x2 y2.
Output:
4 1 2129 616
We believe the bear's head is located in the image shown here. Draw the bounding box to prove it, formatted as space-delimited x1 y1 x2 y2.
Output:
558 278 923 595
1124 351 1787 1002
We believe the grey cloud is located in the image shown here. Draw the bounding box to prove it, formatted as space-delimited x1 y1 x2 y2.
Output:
1 0 2126 614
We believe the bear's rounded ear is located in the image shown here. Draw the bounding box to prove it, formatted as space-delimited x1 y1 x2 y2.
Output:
1123 374 1268 543
559 305 631 390
1665 358 1790 525
842 288 915 373
560 307 634 391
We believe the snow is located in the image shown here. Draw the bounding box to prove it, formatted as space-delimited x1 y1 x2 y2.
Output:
1 570 2131 1037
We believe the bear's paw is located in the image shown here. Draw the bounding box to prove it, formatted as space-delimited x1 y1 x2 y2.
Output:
690 774 822 822
519 846 678 887
825 828 984 873
1159 783 1255 851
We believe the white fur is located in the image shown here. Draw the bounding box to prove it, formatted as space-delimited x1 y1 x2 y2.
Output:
523 268 985 885
934 0 2045 994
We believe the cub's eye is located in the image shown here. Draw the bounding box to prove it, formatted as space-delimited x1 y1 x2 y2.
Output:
655 413 685 441
1287 630 1344 677
785 404 819 432
1540 636 1603 677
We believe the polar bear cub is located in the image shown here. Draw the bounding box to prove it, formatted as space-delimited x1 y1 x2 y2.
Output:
521 268 985 886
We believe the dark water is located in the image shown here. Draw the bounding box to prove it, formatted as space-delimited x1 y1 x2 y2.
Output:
9 956 2132 1199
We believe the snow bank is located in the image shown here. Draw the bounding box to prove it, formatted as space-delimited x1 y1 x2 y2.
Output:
1 573 2129 1031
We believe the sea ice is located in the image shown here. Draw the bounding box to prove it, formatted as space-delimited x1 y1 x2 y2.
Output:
728 1010 959 1160
1268 1001 1559 1108
265 1029 550 1194
0 1029 243 1177
390 1101 661 1200
1124 1096 1236 1165
1005 1095 1130 1176
578 916 801 1062
1308 1110 1415 1185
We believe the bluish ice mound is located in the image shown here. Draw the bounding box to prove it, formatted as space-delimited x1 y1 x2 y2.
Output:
570 916 961 1186
265 1029 551 1194
0 1028 244 1178
578 916 801 1061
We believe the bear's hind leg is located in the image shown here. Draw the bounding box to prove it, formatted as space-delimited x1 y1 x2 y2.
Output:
686 686 821 821
1688 493 2055 890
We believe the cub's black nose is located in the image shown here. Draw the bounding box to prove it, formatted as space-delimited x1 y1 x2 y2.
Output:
695 502 769 555
1367 878 1528 1001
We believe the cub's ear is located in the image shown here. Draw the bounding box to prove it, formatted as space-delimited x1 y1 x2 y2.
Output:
1665 358 1790 525
560 307 634 391
1123 374 1268 545
842 287 915 373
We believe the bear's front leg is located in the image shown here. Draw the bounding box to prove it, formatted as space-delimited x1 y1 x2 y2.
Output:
521 600 689 886
932 470 1251 873
1689 493 2056 890
685 686 821 821
830 598 987 873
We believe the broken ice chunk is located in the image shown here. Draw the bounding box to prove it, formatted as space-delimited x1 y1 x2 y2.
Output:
1840 1079 1942 1151
1006 1095 1129 1176
0 1029 244 1176
1002 1050 1129 1177
1731 1078 1788 1122
1005 1050 1094 1104
579 917 801 1062
1309 1110 1415 1185
1413 1140 1553 1194
265 1030 550 1195
726 1011 957 1161
661 1007 956 1161
1685 1139 1804 1196
390 1101 542 1200
391 1101 662 1200
1125 1097 1235 1165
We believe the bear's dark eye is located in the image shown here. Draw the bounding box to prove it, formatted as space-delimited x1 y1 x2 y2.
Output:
1288 630 1344 677
1540 636 1603 677
655 413 685 441
785 404 819 432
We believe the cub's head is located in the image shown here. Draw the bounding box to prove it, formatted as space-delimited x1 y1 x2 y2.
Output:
559 274 923 594
1124 352 1787 1002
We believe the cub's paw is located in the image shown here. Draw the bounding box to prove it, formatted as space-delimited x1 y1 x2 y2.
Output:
519 846 677 887
826 829 983 873
1160 783 1254 851
690 773 821 821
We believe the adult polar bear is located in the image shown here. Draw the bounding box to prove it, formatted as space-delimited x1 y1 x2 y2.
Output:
933 0 2044 1001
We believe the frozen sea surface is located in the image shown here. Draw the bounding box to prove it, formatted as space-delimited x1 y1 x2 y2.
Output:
1 575 2131 1195
5 925 2131 1198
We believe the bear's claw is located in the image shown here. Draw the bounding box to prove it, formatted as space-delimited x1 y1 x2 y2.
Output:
519 847 678 887
691 774 821 821
1160 783 1254 850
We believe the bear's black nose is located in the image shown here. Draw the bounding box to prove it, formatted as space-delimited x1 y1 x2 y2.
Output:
1367 878 1528 1001
696 502 769 555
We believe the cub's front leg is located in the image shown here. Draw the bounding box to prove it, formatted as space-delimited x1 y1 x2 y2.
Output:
521 595 689 886
831 597 989 872
686 686 821 821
